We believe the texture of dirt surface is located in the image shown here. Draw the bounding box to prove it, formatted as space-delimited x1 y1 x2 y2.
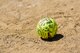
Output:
0 0 80 53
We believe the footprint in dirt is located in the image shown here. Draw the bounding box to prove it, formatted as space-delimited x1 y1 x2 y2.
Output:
41 34 64 42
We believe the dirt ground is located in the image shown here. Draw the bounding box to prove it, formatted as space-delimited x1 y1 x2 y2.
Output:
0 0 80 53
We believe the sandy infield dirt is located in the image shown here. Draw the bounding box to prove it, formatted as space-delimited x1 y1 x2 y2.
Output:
0 0 80 53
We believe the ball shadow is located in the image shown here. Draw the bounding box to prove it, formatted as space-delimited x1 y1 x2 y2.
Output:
41 34 64 42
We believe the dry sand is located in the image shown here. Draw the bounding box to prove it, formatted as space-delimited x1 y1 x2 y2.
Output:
0 0 80 53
